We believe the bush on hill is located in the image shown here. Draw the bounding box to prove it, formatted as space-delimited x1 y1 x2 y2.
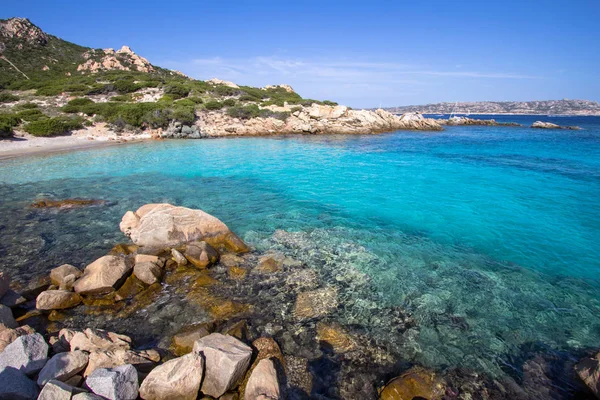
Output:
204 101 224 110
0 113 21 138
24 116 84 137
222 98 236 107
16 108 46 122
164 84 190 99
0 92 19 103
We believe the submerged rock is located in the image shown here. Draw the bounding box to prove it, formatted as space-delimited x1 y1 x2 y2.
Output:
316 322 357 353
31 198 108 209
193 333 253 398
379 367 445 400
119 204 249 253
37 350 89 386
138 352 204 400
36 290 82 310
85 364 139 400
293 287 338 320
575 353 600 397
0 333 48 375
73 255 133 295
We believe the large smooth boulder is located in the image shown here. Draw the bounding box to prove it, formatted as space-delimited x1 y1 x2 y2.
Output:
85 364 139 400
37 350 89 386
74 256 133 295
244 359 281 400
50 264 82 287
36 290 82 310
119 204 248 253
379 367 445 400
183 241 219 269
0 366 39 399
68 329 132 353
0 333 48 375
84 349 160 376
138 352 204 400
133 255 164 285
0 304 18 328
193 333 253 398
37 379 73 400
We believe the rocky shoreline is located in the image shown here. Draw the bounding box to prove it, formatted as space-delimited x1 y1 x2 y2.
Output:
1 202 600 399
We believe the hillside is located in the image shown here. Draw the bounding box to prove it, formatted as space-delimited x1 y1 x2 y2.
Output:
385 99 600 116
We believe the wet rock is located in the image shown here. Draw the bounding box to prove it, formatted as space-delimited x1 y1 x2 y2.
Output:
36 290 82 310
120 204 249 253
171 249 187 265
0 272 10 299
138 352 204 400
244 359 281 400
316 322 356 353
37 379 73 400
285 355 312 397
109 244 139 256
31 198 108 209
575 352 600 397
293 287 338 320
183 241 219 269
379 367 445 400
50 264 82 287
0 365 39 399
171 322 214 356
223 320 248 342
84 349 160 376
220 253 244 268
85 364 139 400
0 333 48 375
114 275 146 301
133 254 164 285
0 304 18 328
74 255 133 295
193 333 253 398
37 350 89 386
228 265 248 280
68 328 132 353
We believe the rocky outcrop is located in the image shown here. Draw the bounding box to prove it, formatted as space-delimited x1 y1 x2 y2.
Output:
182 241 219 269
0 17 48 45
263 84 295 93
78 46 154 74
138 353 204 400
532 121 581 130
192 333 253 398
207 78 239 88
0 333 48 375
438 116 521 127
31 198 107 209
192 107 442 138
73 255 133 295
85 364 139 400
120 204 249 252
161 121 206 139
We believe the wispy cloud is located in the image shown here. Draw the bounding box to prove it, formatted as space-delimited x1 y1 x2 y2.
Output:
159 55 542 107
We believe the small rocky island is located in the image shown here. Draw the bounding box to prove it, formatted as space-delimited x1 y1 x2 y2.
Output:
531 121 582 130
2 202 600 399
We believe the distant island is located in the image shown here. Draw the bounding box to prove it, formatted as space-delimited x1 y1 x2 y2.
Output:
383 99 600 116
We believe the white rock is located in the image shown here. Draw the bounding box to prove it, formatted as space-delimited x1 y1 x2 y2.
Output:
193 333 252 398
37 350 89 386
0 304 18 328
74 256 133 295
37 379 73 400
69 328 132 353
84 348 160 376
171 249 187 265
245 358 281 400
0 365 39 399
85 364 139 400
50 264 82 287
0 333 48 375
138 352 204 400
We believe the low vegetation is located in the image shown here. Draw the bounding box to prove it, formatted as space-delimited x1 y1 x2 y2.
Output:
24 116 84 137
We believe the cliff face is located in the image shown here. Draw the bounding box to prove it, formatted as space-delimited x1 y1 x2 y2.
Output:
387 100 600 116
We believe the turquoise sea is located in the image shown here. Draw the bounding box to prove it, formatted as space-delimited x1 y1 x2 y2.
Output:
1 114 600 390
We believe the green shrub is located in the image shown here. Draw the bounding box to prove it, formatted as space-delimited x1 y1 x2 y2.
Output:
24 116 83 137
158 95 175 104
227 104 260 119
322 100 338 106
15 102 39 110
110 95 132 102
211 85 241 96
68 98 95 106
171 106 196 124
36 86 64 96
239 95 259 102
204 101 224 110
186 97 203 104
222 98 236 107
113 80 140 94
174 98 197 107
164 84 190 100
0 113 21 138
16 109 46 122
142 108 171 128
0 92 19 103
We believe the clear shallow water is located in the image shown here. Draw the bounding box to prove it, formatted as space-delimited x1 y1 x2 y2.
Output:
1 115 600 379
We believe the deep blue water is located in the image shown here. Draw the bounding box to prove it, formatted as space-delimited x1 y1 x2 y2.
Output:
1 114 599 377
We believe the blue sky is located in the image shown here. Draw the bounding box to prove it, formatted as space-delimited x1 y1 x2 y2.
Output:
2 0 599 108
